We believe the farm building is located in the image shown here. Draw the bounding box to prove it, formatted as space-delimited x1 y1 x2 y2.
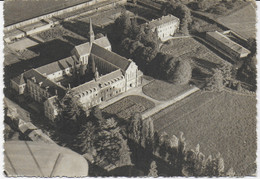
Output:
143 14 180 41
11 19 143 121
206 31 251 59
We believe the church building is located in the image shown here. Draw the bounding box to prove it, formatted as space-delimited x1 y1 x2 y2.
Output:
11 19 143 121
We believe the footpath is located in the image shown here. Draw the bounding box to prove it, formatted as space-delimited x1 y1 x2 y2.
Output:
141 86 199 119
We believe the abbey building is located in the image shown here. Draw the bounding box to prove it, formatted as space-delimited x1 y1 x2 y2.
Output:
10 19 143 121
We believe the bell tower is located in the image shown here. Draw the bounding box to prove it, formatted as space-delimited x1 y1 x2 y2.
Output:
89 18 95 44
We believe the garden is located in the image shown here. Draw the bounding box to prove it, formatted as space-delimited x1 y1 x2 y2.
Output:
102 95 155 120
142 80 192 101
160 37 230 77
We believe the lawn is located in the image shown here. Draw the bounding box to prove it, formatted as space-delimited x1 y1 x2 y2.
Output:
142 80 192 101
152 91 256 176
160 37 230 76
217 3 256 39
102 95 155 120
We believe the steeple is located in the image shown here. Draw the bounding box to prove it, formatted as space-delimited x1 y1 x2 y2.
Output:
89 18 95 44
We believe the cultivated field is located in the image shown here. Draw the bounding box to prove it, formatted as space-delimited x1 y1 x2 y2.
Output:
161 37 229 76
152 90 256 176
4 0 90 26
217 3 256 39
103 95 155 120
142 80 192 101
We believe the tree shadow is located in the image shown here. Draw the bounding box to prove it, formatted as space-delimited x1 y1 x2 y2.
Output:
62 20 105 39
192 57 219 73
62 35 86 46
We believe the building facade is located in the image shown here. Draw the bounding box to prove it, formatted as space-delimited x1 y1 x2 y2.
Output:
144 14 180 41
11 18 143 121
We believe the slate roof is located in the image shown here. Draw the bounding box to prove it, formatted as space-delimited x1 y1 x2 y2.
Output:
72 69 123 94
74 42 92 56
73 36 110 57
36 56 76 75
93 36 111 49
4 141 89 177
91 43 131 71
72 79 99 94
147 14 179 29
207 31 251 55
98 69 123 84
23 69 66 97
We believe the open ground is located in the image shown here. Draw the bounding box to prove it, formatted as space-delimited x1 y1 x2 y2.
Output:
151 90 256 176
217 3 256 39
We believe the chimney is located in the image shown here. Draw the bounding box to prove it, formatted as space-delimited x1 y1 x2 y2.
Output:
55 89 58 95
45 86 49 91
68 83 71 89
31 77 36 83
39 82 43 86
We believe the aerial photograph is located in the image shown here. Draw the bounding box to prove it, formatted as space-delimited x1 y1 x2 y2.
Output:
3 0 257 177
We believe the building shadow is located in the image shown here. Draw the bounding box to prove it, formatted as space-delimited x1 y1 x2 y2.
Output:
4 39 74 86
62 20 105 39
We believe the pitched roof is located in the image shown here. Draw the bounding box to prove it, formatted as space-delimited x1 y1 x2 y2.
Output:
4 141 89 177
91 43 131 71
36 56 76 75
23 69 66 97
71 69 123 94
93 36 111 49
74 42 92 56
98 69 123 84
207 31 251 55
11 73 26 85
72 79 99 94
147 14 179 29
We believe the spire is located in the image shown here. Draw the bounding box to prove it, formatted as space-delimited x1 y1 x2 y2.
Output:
89 18 95 43
19 73 25 85
92 57 96 74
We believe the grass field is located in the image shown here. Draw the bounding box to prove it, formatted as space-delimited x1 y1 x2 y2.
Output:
142 80 192 101
4 0 90 26
103 95 155 120
152 91 256 176
217 3 256 39
161 37 229 76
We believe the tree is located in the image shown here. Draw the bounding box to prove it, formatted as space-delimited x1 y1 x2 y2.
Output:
148 161 158 177
118 137 132 167
128 113 143 145
142 117 155 152
205 69 224 91
204 153 225 176
77 121 96 154
57 90 81 134
171 60 192 85
226 167 235 176
247 38 256 55
94 118 124 164
183 144 206 176
176 132 186 176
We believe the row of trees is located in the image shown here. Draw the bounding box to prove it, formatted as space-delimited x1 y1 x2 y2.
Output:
127 113 235 176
